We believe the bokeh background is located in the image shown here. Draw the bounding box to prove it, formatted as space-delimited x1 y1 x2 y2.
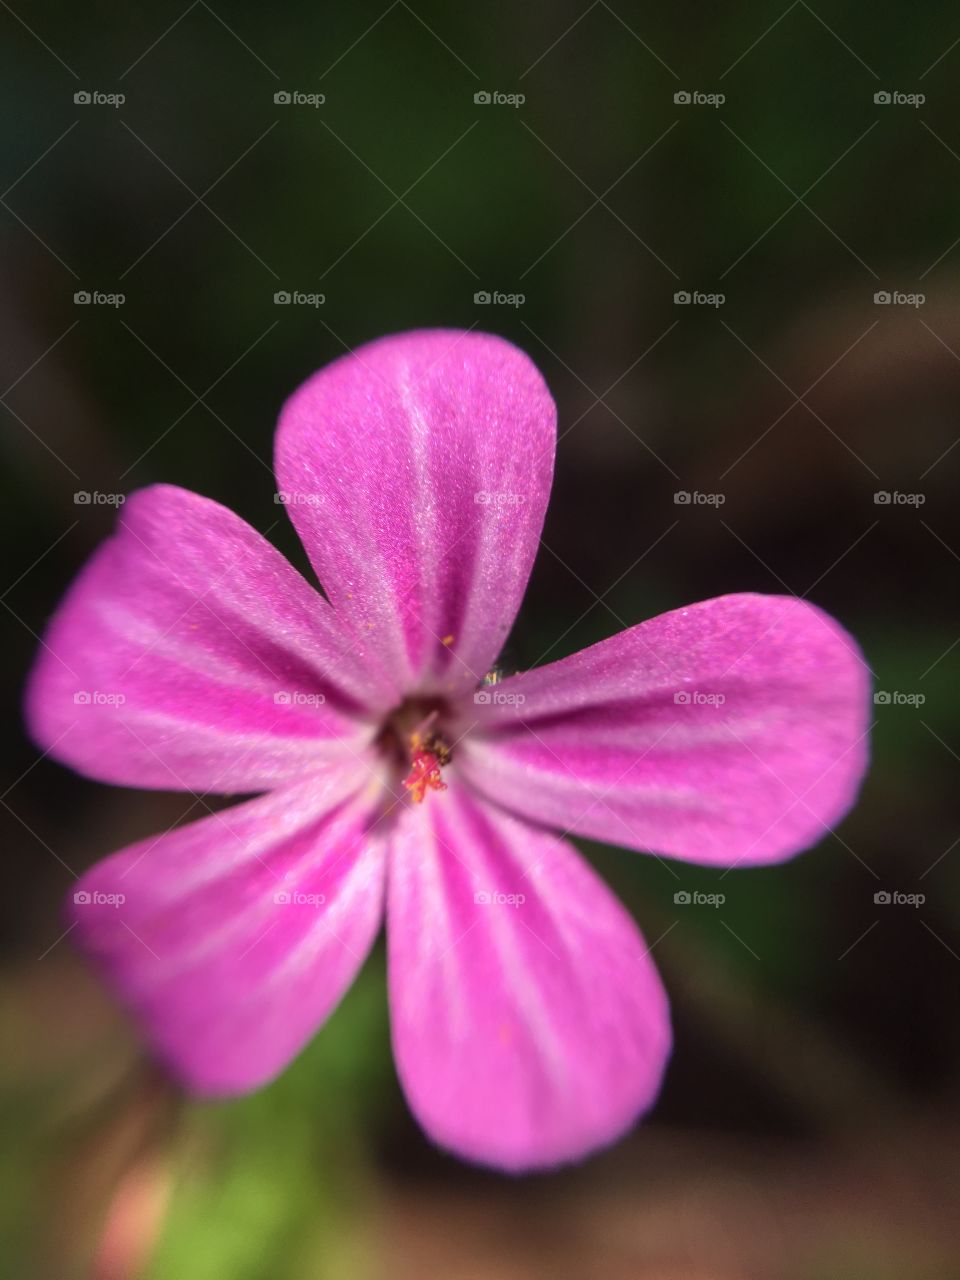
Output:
3 3 960 1277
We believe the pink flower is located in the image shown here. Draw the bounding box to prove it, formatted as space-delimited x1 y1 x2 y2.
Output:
26 330 870 1171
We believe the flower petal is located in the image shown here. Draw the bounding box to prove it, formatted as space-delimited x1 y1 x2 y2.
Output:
275 330 556 698
26 485 380 792
386 778 671 1171
456 594 871 866
69 765 386 1093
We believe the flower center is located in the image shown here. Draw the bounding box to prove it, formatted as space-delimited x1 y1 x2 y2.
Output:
376 698 452 804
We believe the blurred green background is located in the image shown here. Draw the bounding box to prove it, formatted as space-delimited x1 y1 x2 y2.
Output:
2 2 960 1277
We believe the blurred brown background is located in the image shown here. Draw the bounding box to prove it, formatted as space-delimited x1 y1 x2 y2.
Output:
2 2 959 1277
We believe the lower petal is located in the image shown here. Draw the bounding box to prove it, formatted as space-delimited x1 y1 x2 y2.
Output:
386 778 671 1171
69 765 386 1093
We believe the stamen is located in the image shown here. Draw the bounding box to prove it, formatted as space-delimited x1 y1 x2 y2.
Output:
402 747 448 804
378 700 453 805
402 719 451 803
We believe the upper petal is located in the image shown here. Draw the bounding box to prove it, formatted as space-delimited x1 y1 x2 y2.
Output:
386 777 671 1171
456 594 871 866
68 764 386 1093
26 485 380 792
274 330 556 698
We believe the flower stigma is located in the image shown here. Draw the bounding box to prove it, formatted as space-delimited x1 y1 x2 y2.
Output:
377 701 452 805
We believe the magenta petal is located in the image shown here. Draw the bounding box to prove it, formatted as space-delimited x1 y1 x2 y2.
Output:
69 767 385 1093
26 485 379 792
386 778 671 1171
275 330 556 697
457 594 871 866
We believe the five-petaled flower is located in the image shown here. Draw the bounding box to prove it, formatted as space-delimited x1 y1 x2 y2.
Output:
26 330 870 1171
